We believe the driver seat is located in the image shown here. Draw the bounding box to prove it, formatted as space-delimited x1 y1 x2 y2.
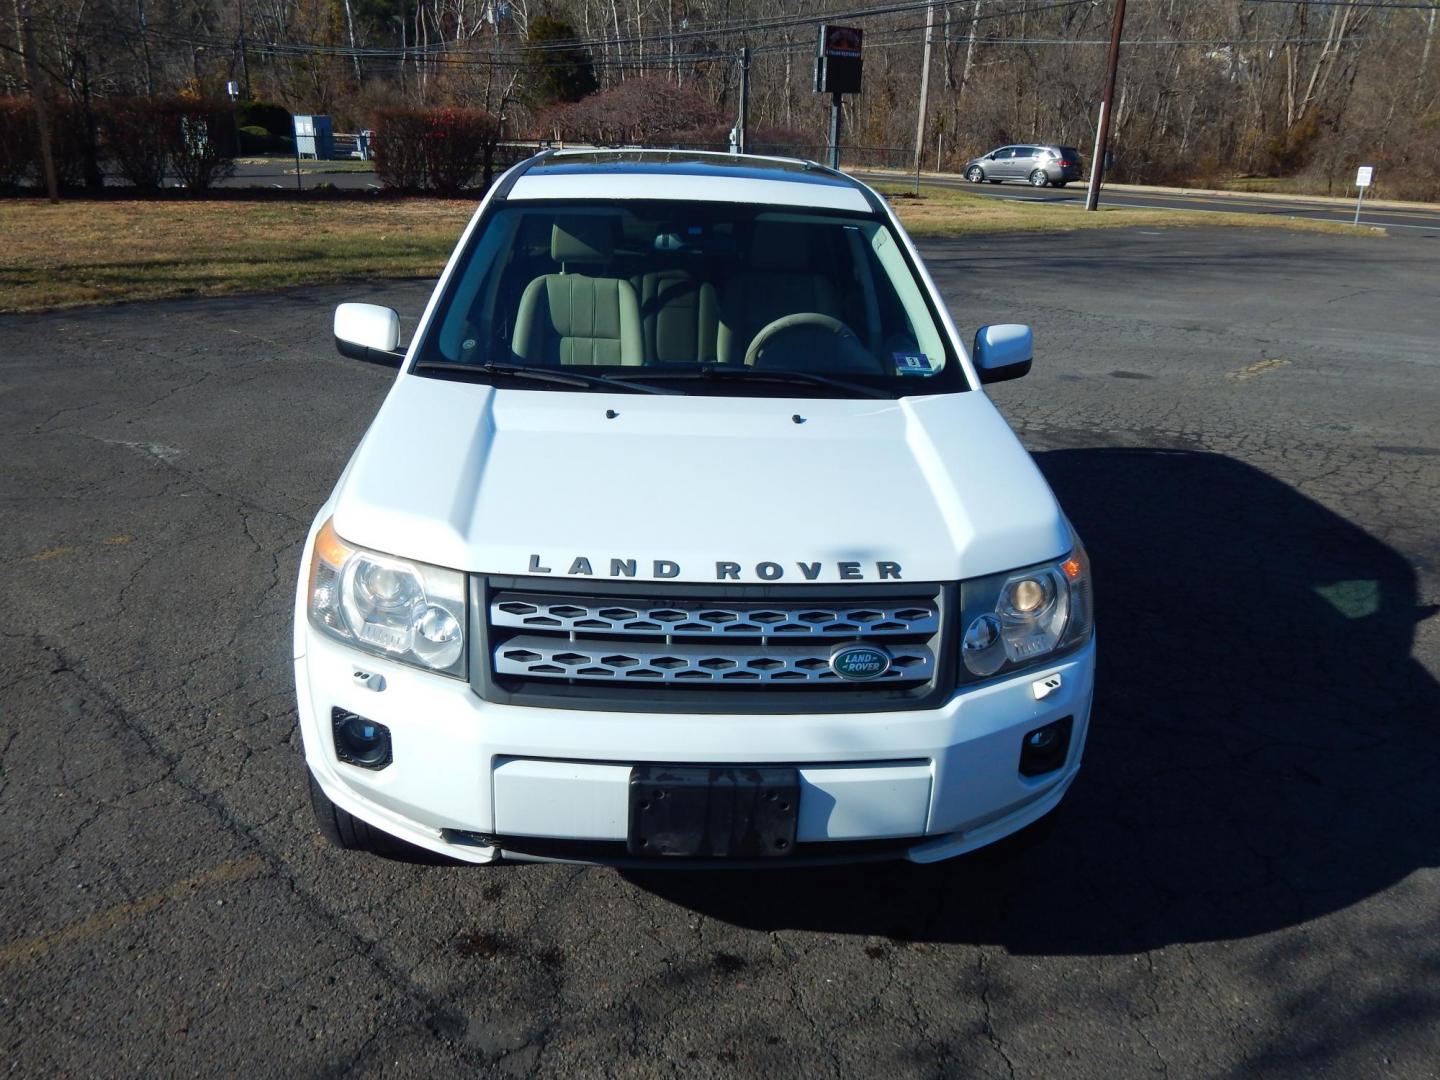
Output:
717 222 840 364
512 218 642 366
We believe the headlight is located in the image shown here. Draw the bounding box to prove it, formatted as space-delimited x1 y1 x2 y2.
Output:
960 537 1092 679
307 518 467 678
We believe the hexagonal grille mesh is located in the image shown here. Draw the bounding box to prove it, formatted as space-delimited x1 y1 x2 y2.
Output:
493 636 934 684
488 592 939 688
490 596 938 637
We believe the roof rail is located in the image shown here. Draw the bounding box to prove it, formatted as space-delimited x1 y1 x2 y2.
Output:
490 147 556 203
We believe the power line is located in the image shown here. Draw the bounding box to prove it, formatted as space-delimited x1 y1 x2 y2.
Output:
1243 0 1437 9
3 0 1097 63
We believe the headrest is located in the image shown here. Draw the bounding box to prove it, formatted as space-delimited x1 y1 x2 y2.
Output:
750 221 813 271
552 217 614 263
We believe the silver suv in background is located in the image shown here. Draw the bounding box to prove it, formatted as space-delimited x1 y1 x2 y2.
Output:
964 145 1083 188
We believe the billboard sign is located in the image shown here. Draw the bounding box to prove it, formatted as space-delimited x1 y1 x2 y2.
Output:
816 25 863 94
821 25 863 58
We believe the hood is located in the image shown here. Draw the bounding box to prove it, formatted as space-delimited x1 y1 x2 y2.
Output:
330 375 1070 585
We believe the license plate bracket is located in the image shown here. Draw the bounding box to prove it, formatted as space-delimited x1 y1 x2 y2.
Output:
627 765 799 858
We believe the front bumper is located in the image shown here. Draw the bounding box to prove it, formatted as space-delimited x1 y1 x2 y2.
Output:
296 631 1095 866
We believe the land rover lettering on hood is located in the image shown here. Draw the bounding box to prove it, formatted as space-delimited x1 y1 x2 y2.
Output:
296 149 1095 867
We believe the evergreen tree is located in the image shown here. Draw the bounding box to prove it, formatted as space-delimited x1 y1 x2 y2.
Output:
526 15 598 106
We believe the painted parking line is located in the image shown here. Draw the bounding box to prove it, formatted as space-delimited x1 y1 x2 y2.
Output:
1227 358 1293 381
0 855 267 969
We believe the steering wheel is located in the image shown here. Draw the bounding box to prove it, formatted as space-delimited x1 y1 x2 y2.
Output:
743 313 862 368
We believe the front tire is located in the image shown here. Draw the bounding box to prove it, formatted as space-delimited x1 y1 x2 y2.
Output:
966 165 985 183
1029 169 1050 187
308 769 450 861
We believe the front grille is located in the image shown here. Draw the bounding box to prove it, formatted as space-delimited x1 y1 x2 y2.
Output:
472 577 956 713
494 634 934 684
490 596 939 638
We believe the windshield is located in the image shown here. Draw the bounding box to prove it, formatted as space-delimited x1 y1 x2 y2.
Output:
414 199 964 397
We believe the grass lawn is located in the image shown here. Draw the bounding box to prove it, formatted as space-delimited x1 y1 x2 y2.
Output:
875 182 1385 238
0 199 474 312
0 184 1385 313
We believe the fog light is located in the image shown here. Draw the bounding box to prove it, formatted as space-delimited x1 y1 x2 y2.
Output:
1019 716 1072 777
332 706 392 770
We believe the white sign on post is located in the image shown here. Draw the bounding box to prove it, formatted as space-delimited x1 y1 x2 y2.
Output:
1352 165 1375 226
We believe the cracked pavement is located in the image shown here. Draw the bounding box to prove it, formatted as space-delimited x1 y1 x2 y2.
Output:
1 227 1437 1077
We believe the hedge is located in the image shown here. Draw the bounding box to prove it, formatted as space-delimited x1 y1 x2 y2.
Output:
0 97 96 190
372 107 502 194
0 97 235 193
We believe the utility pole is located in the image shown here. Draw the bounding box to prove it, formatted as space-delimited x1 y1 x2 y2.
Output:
737 46 750 155
828 93 842 170
912 1 935 194
16 2 59 203
237 0 252 100
1085 0 1126 212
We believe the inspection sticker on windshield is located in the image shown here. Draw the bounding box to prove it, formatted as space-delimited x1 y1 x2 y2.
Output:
893 353 936 376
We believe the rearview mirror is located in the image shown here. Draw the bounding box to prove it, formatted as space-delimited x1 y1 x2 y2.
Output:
973 324 1033 384
334 303 403 367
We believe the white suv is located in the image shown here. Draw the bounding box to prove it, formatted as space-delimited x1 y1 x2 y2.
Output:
296 150 1094 866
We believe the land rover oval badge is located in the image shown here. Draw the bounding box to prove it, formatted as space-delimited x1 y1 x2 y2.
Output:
830 644 892 681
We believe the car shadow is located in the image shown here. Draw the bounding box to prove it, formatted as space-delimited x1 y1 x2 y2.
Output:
625 447 1440 951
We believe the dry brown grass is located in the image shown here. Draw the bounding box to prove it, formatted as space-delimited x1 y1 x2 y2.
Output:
880 182 1387 239
0 199 473 312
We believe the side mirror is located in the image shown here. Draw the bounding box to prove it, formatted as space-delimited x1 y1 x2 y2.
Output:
973 323 1033 384
334 303 403 367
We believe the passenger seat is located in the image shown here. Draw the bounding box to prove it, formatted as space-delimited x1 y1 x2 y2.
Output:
511 218 642 366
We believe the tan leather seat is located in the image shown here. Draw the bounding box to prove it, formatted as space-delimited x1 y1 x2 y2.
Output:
640 269 718 364
717 222 841 364
511 218 642 366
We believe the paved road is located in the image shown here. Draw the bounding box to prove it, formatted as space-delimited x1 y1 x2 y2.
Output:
2 227 1438 1076
222 157 1440 234
854 170 1440 234
222 159 384 191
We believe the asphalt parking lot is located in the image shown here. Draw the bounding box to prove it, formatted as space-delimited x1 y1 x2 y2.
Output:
2 226 1437 1077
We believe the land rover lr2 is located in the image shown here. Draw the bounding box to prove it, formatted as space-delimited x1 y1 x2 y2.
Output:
295 150 1095 866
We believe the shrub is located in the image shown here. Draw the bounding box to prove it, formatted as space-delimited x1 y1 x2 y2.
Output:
238 124 293 155
0 97 98 191
540 77 721 147
422 108 501 194
163 100 237 192
48 99 97 188
744 124 811 157
237 100 292 137
373 107 501 193
372 109 429 191
95 98 236 192
98 98 170 189
0 98 37 190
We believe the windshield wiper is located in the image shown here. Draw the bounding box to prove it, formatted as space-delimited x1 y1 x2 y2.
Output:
411 361 679 395
606 364 892 399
